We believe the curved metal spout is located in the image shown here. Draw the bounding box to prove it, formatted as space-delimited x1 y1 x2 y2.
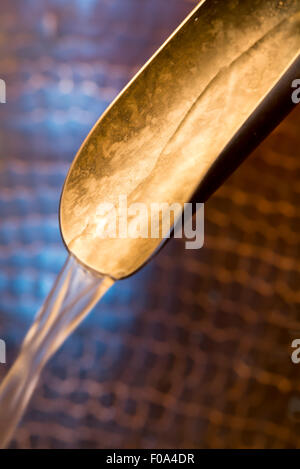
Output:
60 0 300 279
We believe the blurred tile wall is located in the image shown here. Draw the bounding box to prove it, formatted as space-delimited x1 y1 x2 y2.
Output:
1 0 300 449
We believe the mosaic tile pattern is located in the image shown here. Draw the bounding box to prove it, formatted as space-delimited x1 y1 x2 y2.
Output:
1 0 300 449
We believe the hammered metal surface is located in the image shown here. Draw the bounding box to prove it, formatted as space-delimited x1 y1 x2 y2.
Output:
60 0 300 279
0 0 300 449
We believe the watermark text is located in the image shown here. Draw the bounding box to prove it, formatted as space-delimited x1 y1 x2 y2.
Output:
0 79 6 103
0 339 6 364
93 196 204 250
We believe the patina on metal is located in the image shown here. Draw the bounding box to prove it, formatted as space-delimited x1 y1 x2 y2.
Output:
60 0 300 279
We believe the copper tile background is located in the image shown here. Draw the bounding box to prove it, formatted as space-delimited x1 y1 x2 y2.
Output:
0 0 300 449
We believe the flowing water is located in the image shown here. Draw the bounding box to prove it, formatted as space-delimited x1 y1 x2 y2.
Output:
0 255 114 448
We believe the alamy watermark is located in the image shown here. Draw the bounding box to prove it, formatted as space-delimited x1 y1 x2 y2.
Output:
0 339 6 364
0 83 6 357
291 337 300 364
289 332 300 421
0 79 6 103
291 79 300 104
93 196 204 249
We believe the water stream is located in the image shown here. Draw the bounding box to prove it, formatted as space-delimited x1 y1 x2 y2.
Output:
0 255 114 448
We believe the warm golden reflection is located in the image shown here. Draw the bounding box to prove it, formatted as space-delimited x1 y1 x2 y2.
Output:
60 0 300 279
